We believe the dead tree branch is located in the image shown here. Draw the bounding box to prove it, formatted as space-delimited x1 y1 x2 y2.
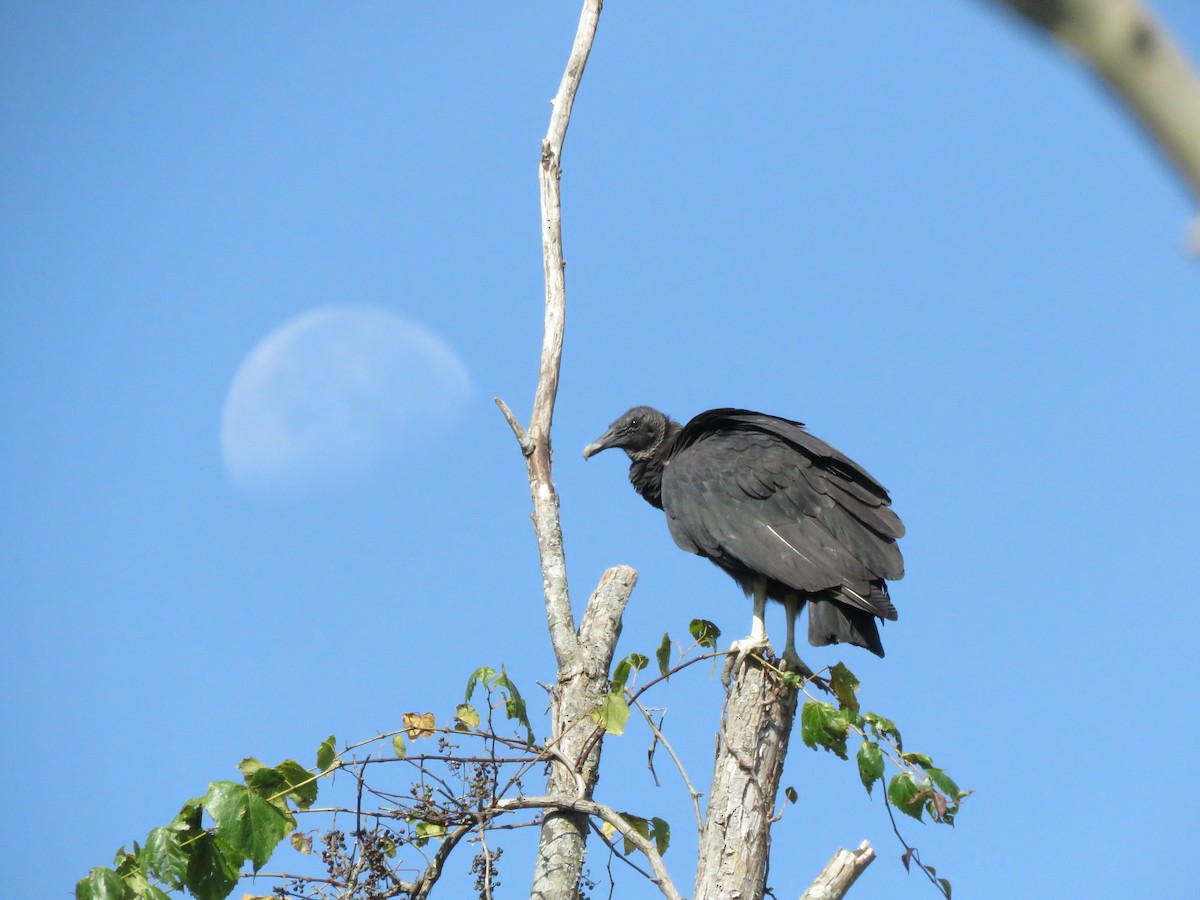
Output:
492 2 637 898
800 841 877 900
986 0 1200 208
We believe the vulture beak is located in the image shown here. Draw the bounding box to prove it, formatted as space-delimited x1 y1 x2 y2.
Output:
583 427 619 460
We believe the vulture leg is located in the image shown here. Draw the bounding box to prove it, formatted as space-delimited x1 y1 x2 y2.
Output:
781 593 818 682
729 578 772 664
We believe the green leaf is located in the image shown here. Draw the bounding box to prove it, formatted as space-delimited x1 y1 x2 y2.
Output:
241 771 296 830
392 734 407 758
619 813 649 856
455 703 481 730
237 757 265 781
315 734 337 772
464 665 497 702
857 739 885 794
925 766 963 800
656 633 672 678
272 759 319 810
140 827 188 889
183 831 241 900
829 662 860 714
689 619 721 648
784 786 798 804
800 700 850 759
612 658 632 691
595 690 631 735
612 653 649 691
864 712 902 750
494 667 535 745
75 867 128 900
887 772 928 822
112 847 139 877
170 798 203 835
242 760 313 820
649 816 671 856
939 877 953 898
901 751 934 768
203 780 290 872
413 820 446 847
381 834 397 858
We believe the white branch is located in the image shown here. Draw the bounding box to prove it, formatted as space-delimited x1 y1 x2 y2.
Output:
800 841 877 900
986 0 1200 209
519 0 605 672
524 5 630 900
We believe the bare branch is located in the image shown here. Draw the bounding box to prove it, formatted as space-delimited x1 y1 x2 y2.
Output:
410 820 477 900
504 795 684 900
629 696 704 834
532 0 604 450
577 564 638 661
523 0 605 670
986 0 1200 207
495 396 534 456
525 4 623 899
800 841 877 900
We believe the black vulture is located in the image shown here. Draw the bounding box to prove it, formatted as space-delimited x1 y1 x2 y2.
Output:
583 407 905 671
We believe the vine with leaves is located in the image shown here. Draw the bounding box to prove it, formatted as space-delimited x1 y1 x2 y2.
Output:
77 617 967 900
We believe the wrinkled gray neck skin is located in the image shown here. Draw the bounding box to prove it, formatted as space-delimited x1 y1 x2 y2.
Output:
627 417 682 510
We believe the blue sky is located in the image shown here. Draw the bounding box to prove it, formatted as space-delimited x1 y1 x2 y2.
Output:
3 2 1198 898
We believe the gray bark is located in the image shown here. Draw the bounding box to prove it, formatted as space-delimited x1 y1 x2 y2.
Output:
800 841 877 900
693 657 799 900
529 567 635 900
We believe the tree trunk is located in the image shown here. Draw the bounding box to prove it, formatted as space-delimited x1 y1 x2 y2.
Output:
529 567 635 899
507 1 613 897
693 657 799 900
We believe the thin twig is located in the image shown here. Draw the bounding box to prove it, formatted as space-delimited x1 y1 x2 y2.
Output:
477 819 495 900
588 818 657 883
628 696 704 833
882 790 949 898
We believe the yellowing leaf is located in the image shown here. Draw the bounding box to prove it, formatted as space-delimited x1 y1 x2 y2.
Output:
593 692 630 736
455 703 480 730
403 712 436 740
413 820 446 846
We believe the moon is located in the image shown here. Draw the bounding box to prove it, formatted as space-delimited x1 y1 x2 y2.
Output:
220 306 471 493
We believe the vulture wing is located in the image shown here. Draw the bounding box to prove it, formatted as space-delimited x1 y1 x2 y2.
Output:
661 409 903 621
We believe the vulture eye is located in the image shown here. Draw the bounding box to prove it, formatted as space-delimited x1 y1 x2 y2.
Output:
629 418 640 430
